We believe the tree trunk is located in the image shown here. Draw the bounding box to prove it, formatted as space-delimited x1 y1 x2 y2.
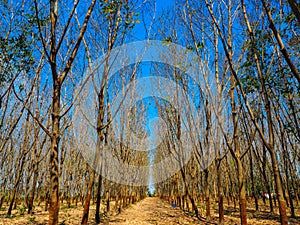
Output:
28 169 39 214
48 81 61 225
269 149 289 225
81 169 95 225
237 159 247 225
7 155 26 216
217 160 224 224
249 148 258 211
95 174 103 223
204 169 210 220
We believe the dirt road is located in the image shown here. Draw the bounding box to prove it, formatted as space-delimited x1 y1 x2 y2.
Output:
103 197 201 225
2 197 299 224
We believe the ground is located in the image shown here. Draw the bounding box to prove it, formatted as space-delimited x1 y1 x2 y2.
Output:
101 197 199 225
0 197 299 224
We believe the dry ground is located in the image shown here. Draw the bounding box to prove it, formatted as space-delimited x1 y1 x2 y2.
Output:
0 197 299 224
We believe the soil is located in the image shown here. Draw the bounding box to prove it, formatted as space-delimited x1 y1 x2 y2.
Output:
0 197 299 225
101 197 200 225
101 197 300 225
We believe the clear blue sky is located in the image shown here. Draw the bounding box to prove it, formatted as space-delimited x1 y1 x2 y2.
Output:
131 0 175 40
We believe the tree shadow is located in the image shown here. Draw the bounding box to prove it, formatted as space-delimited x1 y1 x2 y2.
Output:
223 206 295 223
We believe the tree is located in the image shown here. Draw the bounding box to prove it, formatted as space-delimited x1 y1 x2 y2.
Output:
32 0 96 224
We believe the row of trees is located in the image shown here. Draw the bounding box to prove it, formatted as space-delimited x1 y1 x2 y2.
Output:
0 0 148 224
0 0 299 225
153 0 299 225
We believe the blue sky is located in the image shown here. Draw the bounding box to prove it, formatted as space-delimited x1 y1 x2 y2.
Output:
130 0 175 191
131 0 175 40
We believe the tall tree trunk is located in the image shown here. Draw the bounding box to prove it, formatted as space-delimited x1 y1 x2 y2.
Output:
204 169 210 220
213 19 224 224
249 148 259 211
261 130 273 212
217 159 224 224
81 169 95 224
241 1 288 223
7 139 28 215
95 174 103 223
237 158 247 225
48 0 60 223
228 1 247 222
81 80 105 224
48 81 61 225
28 167 39 214
47 0 96 222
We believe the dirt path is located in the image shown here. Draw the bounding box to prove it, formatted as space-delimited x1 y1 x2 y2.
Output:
103 197 201 225
2 197 299 224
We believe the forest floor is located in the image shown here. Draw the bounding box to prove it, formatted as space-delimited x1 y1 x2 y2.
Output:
0 197 300 224
100 197 300 225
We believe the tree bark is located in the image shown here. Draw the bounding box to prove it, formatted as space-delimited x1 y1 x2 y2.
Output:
204 169 210 220
95 174 103 223
81 169 95 225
